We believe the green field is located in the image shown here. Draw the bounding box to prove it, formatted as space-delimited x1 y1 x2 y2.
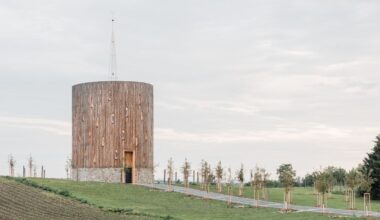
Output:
23 178 371 220
179 183 380 211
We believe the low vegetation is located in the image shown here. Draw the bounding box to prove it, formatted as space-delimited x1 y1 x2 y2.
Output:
16 177 370 220
181 183 380 211
0 177 151 220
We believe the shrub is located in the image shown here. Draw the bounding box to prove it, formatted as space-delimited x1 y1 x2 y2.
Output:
58 190 70 197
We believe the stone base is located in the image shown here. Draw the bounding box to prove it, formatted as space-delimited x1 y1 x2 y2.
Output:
136 168 154 184
72 168 153 184
72 168 122 183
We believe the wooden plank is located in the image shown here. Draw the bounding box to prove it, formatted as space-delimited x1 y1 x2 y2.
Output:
72 81 153 171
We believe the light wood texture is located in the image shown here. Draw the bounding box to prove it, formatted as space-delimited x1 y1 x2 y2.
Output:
125 152 133 168
72 81 153 170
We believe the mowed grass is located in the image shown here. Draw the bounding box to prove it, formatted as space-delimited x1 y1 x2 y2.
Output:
30 178 368 220
180 184 380 211
0 177 148 220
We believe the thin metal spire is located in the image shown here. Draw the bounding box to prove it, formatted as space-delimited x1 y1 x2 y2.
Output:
109 16 117 80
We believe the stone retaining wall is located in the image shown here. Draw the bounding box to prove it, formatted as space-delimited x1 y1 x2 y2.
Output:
72 168 122 183
72 168 153 184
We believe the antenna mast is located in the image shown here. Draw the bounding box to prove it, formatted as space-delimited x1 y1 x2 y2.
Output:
109 16 117 80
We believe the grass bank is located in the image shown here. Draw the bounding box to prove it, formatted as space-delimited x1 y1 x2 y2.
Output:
24 178 370 220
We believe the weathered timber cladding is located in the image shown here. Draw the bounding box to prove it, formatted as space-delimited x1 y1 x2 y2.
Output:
72 81 153 171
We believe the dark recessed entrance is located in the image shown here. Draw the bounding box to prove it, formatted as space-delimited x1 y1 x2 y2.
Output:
124 151 133 184
125 168 132 183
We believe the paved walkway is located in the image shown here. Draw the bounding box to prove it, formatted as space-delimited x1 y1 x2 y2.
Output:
140 184 380 218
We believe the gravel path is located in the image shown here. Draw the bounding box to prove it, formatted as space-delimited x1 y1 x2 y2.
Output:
140 183 380 218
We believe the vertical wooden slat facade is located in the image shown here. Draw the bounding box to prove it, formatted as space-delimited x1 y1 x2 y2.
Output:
72 81 153 181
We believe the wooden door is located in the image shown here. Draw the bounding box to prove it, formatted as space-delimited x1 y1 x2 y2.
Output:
124 151 133 184
125 151 133 168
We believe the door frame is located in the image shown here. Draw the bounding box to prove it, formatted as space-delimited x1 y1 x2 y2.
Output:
123 150 135 183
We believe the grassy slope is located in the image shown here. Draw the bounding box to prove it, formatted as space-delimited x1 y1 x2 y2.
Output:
30 178 367 220
0 177 149 220
180 184 380 211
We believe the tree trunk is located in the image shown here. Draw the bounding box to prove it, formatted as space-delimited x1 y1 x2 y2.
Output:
217 177 221 192
239 182 243 196
227 186 232 207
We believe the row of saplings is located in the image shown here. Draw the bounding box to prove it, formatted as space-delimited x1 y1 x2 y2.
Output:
163 158 374 216
7 154 46 178
313 165 373 215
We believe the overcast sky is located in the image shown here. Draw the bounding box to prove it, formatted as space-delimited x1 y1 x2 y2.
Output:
1 0 380 180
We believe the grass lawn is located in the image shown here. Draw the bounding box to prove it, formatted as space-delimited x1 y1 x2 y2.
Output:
178 183 380 211
0 177 149 220
29 178 370 220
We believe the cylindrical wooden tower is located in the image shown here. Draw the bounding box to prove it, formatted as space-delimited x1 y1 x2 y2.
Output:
72 81 153 184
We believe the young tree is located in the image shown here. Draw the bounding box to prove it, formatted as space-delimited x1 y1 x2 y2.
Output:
345 168 362 209
41 165 44 178
200 160 206 190
28 155 33 177
277 164 296 211
237 164 244 196
205 164 213 193
250 168 254 189
33 164 37 177
252 167 263 207
315 170 331 209
65 157 72 179
167 158 174 191
215 161 223 193
226 167 233 207
181 158 191 188
359 165 374 215
362 135 380 199
200 161 212 193
324 166 337 197
359 165 374 193
261 168 270 200
8 155 16 177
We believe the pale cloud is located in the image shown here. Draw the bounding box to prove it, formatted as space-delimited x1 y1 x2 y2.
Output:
282 50 314 56
157 99 261 115
320 60 380 72
179 99 260 115
156 101 185 110
3 115 375 146
0 116 71 136
155 124 376 144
